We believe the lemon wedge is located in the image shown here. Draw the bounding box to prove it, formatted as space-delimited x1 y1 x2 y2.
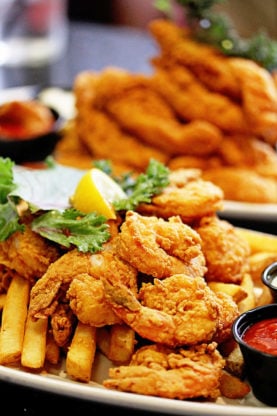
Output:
70 168 127 219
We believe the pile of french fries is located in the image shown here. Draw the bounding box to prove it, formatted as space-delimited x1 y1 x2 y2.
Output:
0 227 276 400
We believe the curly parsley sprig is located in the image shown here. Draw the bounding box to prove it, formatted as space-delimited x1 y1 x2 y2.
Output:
113 159 170 212
93 158 170 212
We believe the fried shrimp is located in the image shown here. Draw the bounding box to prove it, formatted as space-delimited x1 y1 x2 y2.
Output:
0 224 60 283
116 211 206 279
103 274 223 347
103 342 225 400
67 273 122 327
194 216 251 284
29 240 138 322
137 168 224 223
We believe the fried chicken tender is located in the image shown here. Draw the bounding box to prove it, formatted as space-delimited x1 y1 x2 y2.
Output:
151 61 248 133
216 134 277 179
0 225 60 283
202 167 277 203
78 67 223 157
137 168 224 223
149 19 241 99
229 58 277 146
116 211 206 279
103 342 225 400
103 274 225 347
194 216 250 284
74 71 168 171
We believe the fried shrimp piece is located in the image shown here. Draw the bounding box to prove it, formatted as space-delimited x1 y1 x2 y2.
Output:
116 211 206 279
29 240 138 322
50 303 76 348
0 225 60 283
67 273 122 327
212 292 239 344
194 216 250 284
137 168 224 223
103 343 225 400
29 249 93 319
149 19 241 99
67 243 138 328
229 58 277 145
151 62 248 133
103 274 228 347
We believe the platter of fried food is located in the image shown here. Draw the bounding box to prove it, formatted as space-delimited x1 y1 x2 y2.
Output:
51 18 277 221
0 155 277 416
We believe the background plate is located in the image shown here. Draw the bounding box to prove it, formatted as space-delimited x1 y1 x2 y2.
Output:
221 201 277 221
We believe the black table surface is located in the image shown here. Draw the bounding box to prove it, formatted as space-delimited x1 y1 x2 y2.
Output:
0 20 276 416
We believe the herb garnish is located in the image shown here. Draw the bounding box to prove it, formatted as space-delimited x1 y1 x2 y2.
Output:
0 157 170 251
93 158 170 211
31 208 110 253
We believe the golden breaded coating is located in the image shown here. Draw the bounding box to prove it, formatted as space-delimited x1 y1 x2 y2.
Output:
230 58 277 145
103 343 225 400
202 167 277 203
151 61 248 133
137 168 224 223
149 19 241 99
194 216 250 284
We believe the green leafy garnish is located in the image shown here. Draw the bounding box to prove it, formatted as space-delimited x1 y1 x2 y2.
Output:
31 208 110 253
0 157 169 251
155 0 277 71
0 157 16 203
113 159 170 211
0 158 24 241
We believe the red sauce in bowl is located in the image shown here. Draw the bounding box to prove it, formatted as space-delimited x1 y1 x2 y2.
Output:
0 100 54 140
243 317 277 355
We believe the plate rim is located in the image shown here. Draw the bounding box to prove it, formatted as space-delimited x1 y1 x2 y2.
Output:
0 363 275 416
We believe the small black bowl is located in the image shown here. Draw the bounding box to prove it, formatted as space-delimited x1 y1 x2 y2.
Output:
0 107 63 164
232 304 277 406
262 261 277 303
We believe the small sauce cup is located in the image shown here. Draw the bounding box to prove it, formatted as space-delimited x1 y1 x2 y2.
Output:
0 100 62 164
261 261 277 302
232 303 277 406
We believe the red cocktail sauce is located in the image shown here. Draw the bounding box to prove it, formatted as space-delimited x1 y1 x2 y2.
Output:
242 317 277 355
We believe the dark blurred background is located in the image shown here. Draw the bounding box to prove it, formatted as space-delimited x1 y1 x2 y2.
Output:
67 0 277 37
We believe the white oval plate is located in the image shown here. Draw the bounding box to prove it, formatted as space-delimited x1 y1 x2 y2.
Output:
0 352 276 416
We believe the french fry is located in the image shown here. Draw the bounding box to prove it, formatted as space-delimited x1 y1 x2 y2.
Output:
208 282 247 304
108 324 135 364
249 252 277 283
66 322 96 382
224 344 245 378
0 293 6 310
96 326 111 358
0 275 29 365
238 273 256 313
236 227 277 254
220 370 251 399
21 312 48 369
